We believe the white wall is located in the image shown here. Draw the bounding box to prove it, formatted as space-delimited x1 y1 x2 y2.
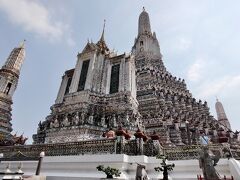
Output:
0 154 238 180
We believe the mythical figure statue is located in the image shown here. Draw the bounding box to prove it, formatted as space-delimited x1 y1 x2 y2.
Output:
74 112 80 126
125 113 130 126
50 121 53 128
100 116 105 127
111 114 117 127
51 116 59 128
199 146 221 180
135 163 149 180
78 112 83 125
62 114 70 127
88 113 94 125
81 112 86 124
37 121 43 132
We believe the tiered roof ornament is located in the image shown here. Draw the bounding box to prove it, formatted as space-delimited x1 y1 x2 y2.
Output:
96 19 109 54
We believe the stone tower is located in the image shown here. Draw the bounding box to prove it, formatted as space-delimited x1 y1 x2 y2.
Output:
0 41 25 138
215 99 231 130
132 8 218 146
33 8 235 146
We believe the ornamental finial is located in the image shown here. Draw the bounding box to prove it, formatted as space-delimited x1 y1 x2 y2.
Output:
19 39 26 48
99 19 106 42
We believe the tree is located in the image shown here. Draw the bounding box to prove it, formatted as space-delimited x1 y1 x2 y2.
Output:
154 154 175 180
96 165 121 179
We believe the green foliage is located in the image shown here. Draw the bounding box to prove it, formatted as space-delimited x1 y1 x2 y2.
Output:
154 154 175 172
96 165 121 178
154 167 163 172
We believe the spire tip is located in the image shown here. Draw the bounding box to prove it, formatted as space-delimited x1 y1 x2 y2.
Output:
100 19 106 42
19 39 26 48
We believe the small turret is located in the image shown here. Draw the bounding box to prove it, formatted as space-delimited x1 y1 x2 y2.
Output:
96 20 109 54
215 98 231 130
138 7 152 36
0 41 26 143
132 8 162 59
2 40 25 75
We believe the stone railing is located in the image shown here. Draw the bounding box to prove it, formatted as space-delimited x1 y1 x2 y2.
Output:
163 145 201 160
0 138 161 160
162 143 240 160
0 138 116 158
0 138 239 161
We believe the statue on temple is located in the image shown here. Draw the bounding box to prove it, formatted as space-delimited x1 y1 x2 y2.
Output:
37 121 43 132
125 113 130 126
50 121 53 129
81 112 86 124
110 114 117 128
50 116 59 128
166 92 171 102
62 114 70 127
88 113 94 125
134 113 142 127
173 94 178 102
159 90 164 99
73 112 80 126
100 115 105 127
135 163 149 180
180 96 185 104
199 146 221 180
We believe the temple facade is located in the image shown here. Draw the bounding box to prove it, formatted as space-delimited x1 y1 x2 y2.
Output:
33 22 139 144
32 8 238 148
0 41 27 145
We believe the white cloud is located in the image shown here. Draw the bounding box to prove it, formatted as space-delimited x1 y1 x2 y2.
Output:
187 58 205 82
177 37 191 51
197 75 240 98
0 0 74 43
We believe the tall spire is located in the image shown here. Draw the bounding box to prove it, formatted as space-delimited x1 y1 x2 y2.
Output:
0 42 26 141
138 7 152 36
215 99 231 130
132 8 161 57
97 19 109 54
100 19 106 42
19 39 26 48
2 40 26 75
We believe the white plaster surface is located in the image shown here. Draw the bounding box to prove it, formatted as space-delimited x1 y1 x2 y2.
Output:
0 154 238 180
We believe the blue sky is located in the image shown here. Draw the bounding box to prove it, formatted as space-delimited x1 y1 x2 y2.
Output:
0 0 240 143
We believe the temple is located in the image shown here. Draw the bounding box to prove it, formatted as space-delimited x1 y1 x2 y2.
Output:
0 9 239 162
0 8 240 180
31 8 238 149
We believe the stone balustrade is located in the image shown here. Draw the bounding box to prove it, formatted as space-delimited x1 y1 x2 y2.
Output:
0 137 239 161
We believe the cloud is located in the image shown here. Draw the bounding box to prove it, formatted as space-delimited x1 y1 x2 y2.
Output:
177 37 191 51
196 75 240 98
0 0 74 44
187 58 205 82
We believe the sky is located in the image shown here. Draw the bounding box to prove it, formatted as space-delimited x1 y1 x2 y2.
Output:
0 0 240 143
